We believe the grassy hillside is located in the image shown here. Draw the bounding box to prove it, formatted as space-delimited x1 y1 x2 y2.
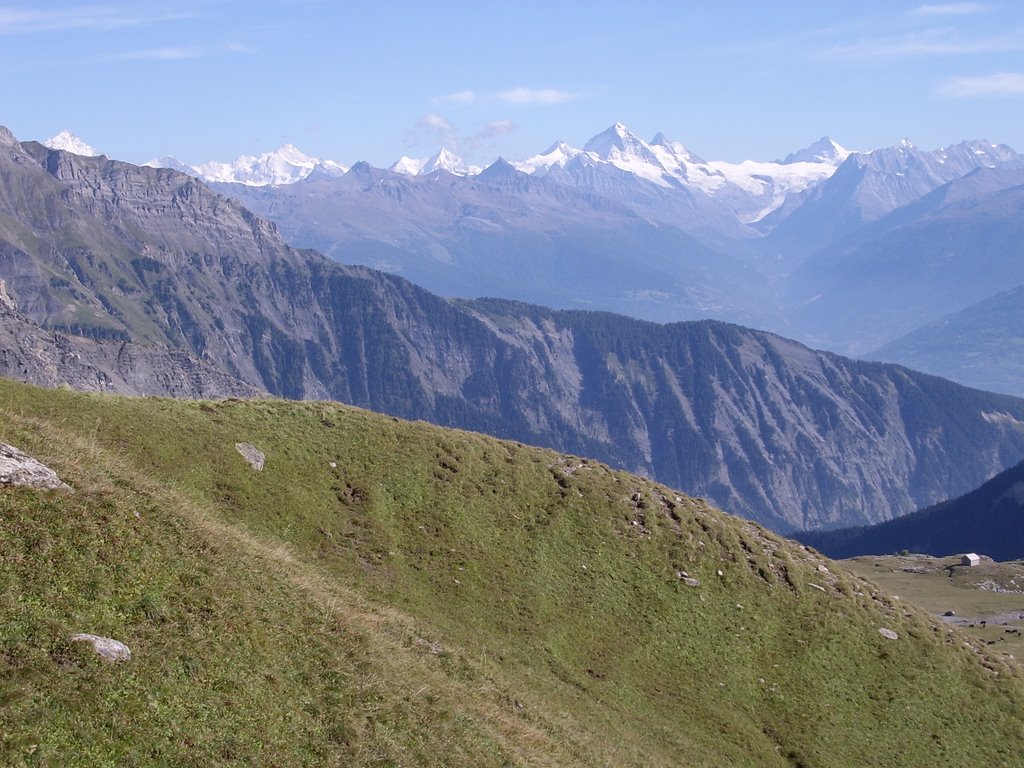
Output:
844 555 1024 661
1 379 1023 767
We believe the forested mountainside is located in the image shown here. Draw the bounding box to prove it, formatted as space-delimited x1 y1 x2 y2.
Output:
3 127 1024 531
785 169 1024 355
798 460 1024 560
872 285 1024 398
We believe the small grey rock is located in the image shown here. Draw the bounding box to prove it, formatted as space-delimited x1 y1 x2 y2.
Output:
682 577 701 588
235 442 265 471
70 633 132 662
0 443 72 491
0 278 16 311
879 628 899 641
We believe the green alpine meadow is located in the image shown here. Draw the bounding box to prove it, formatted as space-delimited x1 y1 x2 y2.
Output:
2 378 1022 767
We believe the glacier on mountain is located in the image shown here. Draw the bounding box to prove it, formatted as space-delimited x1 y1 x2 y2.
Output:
131 122 1024 233
145 144 347 186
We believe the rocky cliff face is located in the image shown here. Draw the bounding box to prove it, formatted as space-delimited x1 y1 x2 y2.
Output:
0 290 259 398
2 131 1024 531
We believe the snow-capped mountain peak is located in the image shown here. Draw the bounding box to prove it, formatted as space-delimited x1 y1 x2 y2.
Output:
142 156 197 175
193 145 338 186
582 123 673 186
939 139 1022 168
424 147 478 175
390 156 428 175
390 148 480 176
512 140 585 174
43 130 100 157
650 132 703 161
649 132 707 174
584 123 654 161
782 137 850 165
148 144 348 186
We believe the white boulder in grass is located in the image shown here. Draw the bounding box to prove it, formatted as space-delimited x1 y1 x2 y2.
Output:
0 443 72 491
70 633 132 662
235 442 265 471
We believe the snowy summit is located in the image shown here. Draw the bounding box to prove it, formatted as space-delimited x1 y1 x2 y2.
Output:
43 130 100 157
781 137 850 165
146 145 347 186
509 123 852 223
136 121 859 226
390 148 480 177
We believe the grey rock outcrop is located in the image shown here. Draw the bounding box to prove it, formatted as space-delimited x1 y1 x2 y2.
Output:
0 442 71 491
69 633 132 661
235 442 265 471
0 278 15 310
0 298 259 398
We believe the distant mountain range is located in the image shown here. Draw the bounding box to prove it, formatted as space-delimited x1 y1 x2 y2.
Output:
871 285 1024 397
50 123 1021 395
784 165 1024 354
8 125 1024 533
143 143 348 186
797 460 1024 561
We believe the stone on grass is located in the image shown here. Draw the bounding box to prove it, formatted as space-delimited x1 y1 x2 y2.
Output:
878 628 899 641
70 633 132 662
235 442 265 471
0 443 72 491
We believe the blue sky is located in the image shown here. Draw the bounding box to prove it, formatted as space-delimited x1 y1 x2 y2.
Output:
2 1 1023 166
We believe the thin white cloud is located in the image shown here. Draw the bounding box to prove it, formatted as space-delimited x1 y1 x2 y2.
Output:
477 119 517 139
826 28 1024 58
406 113 458 150
936 71 1024 96
405 115 519 156
460 119 519 155
912 3 990 16
499 87 576 105
225 42 256 55
0 5 194 34
100 42 253 62
104 46 202 61
438 90 476 103
421 113 453 131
